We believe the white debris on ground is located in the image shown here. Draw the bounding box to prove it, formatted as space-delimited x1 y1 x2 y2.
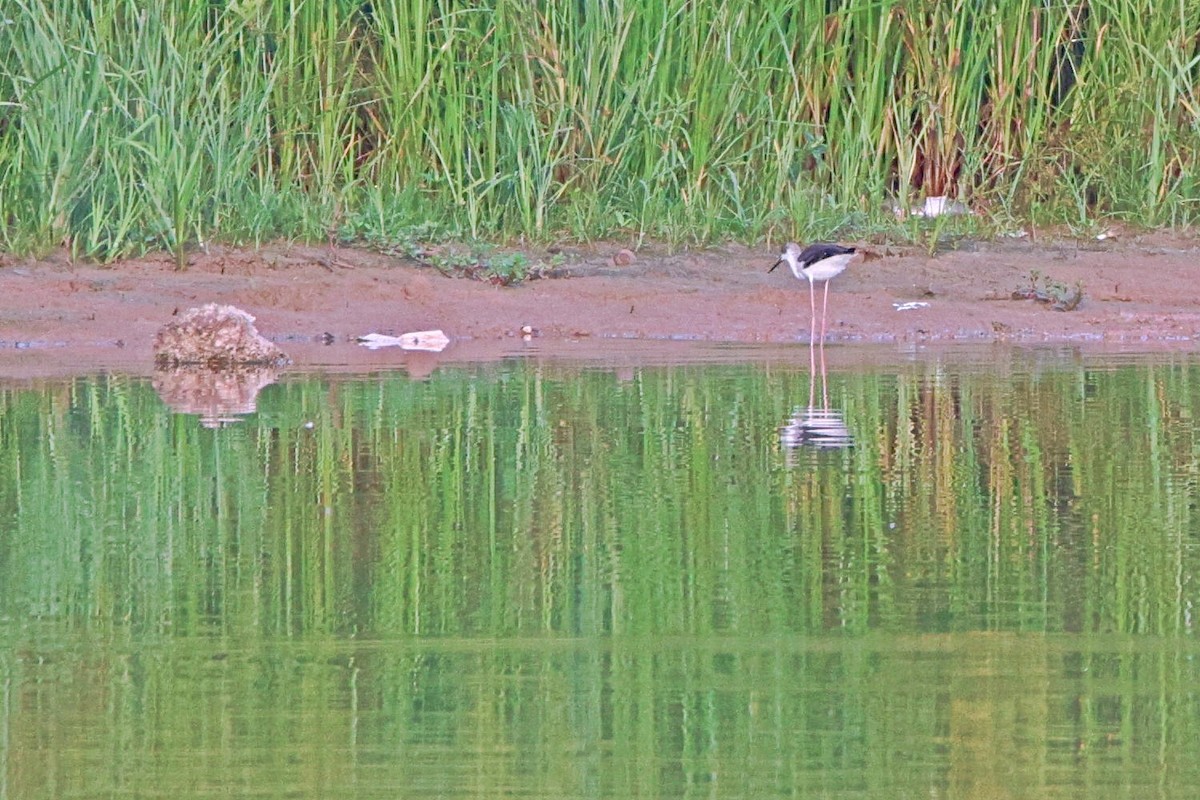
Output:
356 330 451 352
889 196 972 219
913 196 970 217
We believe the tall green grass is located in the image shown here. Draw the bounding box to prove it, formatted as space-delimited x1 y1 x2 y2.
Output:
3 0 1198 262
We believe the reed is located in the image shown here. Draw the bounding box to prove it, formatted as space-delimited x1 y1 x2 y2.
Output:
3 0 1198 260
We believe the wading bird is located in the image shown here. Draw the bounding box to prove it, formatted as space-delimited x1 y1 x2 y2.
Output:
768 242 858 344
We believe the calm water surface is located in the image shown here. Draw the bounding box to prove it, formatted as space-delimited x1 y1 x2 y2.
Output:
1 347 1199 799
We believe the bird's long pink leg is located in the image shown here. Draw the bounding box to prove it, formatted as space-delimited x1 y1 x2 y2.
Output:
819 335 829 408
808 336 817 407
821 280 831 342
808 277 817 344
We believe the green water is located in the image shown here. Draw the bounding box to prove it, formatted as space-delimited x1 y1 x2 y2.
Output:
2 349 1199 799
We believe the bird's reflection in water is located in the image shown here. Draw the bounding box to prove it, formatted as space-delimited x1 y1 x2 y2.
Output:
779 338 853 464
780 406 853 450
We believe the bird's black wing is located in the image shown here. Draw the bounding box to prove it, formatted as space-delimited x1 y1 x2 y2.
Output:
799 243 855 267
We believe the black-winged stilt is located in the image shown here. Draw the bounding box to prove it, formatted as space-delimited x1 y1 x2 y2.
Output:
769 242 857 343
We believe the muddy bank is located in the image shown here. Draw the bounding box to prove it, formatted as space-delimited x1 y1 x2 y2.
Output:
2 234 1199 376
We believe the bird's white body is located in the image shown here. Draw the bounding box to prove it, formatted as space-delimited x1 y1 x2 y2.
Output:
775 242 856 284
785 251 855 283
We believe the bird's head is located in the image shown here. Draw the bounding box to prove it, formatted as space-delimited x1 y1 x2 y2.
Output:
768 242 803 273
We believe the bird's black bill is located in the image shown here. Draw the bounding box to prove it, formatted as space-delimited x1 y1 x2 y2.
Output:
768 258 783 273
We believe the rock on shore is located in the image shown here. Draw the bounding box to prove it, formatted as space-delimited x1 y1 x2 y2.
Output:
154 304 289 368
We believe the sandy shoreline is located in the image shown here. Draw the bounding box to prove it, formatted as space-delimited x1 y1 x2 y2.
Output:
2 234 1200 377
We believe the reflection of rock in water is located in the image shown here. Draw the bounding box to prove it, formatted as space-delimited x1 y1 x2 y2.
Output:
154 304 289 368
780 406 853 464
153 366 279 428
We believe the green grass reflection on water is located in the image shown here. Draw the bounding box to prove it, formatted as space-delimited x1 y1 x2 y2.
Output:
1 350 1198 798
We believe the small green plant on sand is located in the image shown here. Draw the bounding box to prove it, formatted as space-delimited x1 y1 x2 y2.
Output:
354 226 554 286
1013 270 1084 311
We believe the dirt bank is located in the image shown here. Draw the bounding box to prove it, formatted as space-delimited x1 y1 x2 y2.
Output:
2 233 1199 377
